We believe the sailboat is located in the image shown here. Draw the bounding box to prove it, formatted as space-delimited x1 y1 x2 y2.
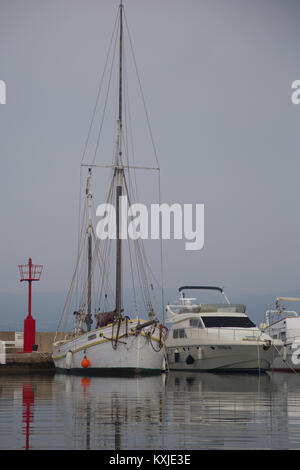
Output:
52 1 168 375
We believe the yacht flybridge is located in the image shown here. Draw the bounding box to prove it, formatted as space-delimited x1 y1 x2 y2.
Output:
165 286 282 372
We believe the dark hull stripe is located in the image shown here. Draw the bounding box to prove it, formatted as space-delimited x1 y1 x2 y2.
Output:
55 367 163 377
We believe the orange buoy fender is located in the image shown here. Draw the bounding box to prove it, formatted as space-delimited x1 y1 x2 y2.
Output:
81 377 90 387
81 356 90 368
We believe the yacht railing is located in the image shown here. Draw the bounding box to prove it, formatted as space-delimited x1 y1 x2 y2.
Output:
174 327 264 342
265 309 298 326
271 333 300 345
285 335 300 344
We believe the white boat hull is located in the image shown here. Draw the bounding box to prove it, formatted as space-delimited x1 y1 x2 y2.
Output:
268 344 300 372
52 319 166 375
166 342 280 372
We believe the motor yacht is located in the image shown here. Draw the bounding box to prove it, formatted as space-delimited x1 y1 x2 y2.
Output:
165 286 282 372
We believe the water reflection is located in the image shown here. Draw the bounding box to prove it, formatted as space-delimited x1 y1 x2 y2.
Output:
164 372 282 449
57 374 166 450
22 383 34 450
1 371 300 449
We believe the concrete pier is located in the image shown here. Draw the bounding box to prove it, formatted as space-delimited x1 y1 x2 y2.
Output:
0 331 67 374
1 352 55 374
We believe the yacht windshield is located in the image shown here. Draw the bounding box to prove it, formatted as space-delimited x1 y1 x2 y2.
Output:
201 316 256 328
179 304 246 314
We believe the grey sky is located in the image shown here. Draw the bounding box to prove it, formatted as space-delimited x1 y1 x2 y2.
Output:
1 0 300 307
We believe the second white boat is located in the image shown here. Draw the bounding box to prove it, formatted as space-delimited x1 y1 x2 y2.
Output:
261 296 300 372
165 286 282 372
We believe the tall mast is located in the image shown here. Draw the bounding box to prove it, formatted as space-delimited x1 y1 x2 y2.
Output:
87 168 93 330
115 1 124 317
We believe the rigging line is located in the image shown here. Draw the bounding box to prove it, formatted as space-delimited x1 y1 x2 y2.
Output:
122 117 138 315
111 74 120 165
77 191 95 310
60 200 88 332
58 224 88 335
123 120 165 310
122 25 155 253
123 147 165 312
135 247 150 312
158 170 165 322
92 21 120 165
76 170 84 307
95 238 110 311
133 236 152 311
76 169 82 294
101 240 113 310
135 235 153 310
123 10 165 320
78 237 89 310
129 238 149 312
123 55 160 311
120 123 138 312
80 9 119 165
123 9 160 168
122 180 139 315
90 209 114 308
136 238 154 296
122 175 152 311
96 177 116 309
124 180 161 294
78 201 88 257
80 181 115 310
90 233 104 309
80 247 93 303
122 45 138 204
127 235 138 315
92 230 114 312
138 246 153 310
91 232 101 314
123 64 161 318
139 234 162 312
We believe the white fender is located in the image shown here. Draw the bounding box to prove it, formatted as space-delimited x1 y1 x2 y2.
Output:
282 346 287 362
66 350 73 370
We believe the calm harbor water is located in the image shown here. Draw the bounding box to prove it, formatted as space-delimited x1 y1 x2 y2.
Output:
0 371 300 450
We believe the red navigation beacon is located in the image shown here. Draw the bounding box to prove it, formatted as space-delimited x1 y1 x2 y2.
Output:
18 258 43 353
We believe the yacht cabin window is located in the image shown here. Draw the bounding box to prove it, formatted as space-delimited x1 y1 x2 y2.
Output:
173 329 187 339
189 319 203 328
201 316 256 328
280 331 286 341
